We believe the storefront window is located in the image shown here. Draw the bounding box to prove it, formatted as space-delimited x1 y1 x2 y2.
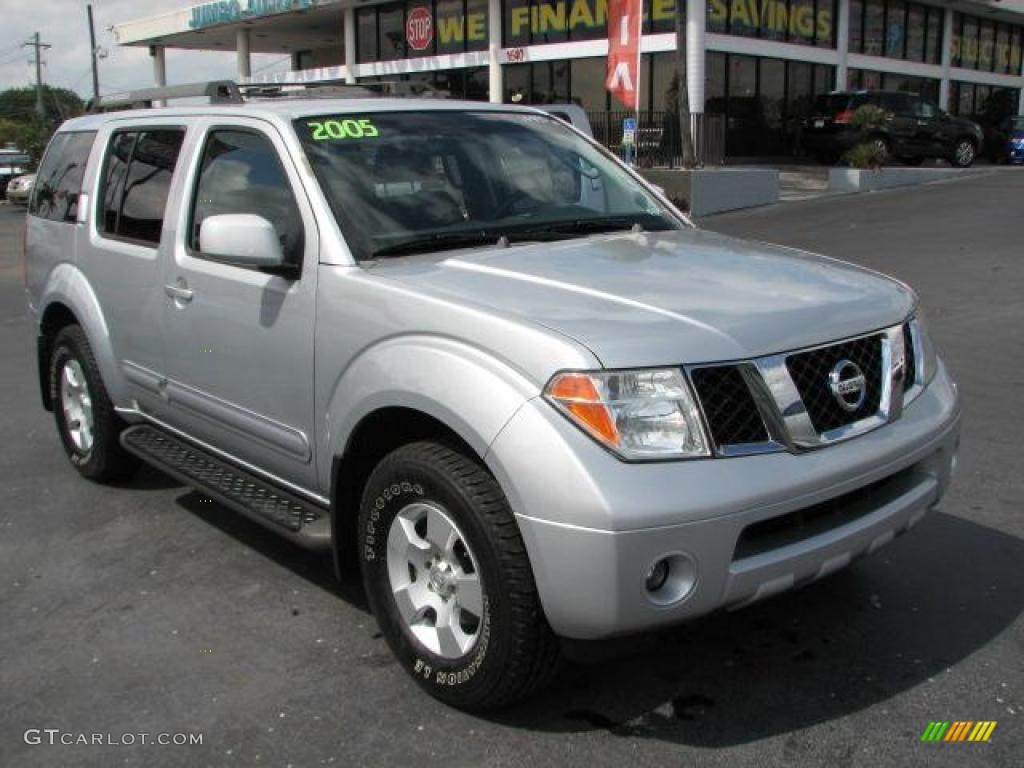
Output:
377 4 405 61
978 21 995 72
863 0 884 56
884 0 905 59
356 7 376 63
465 0 489 51
924 6 942 65
951 13 1023 73
435 0 464 55
849 0 864 54
570 58 608 111
504 0 612 46
905 3 924 62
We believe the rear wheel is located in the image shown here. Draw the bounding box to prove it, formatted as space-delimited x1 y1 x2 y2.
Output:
49 326 138 482
358 440 560 711
952 138 976 168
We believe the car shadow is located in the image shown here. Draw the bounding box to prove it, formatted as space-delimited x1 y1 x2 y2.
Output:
173 489 371 613
160 474 1020 746
488 511 1023 747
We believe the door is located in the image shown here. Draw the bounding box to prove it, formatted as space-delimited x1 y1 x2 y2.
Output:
876 93 921 156
908 97 944 156
161 118 319 492
81 124 188 418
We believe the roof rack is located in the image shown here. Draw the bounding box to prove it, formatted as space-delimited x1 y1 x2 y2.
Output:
92 81 242 112
90 78 449 112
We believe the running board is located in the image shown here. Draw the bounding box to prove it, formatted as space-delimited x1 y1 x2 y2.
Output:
121 424 330 550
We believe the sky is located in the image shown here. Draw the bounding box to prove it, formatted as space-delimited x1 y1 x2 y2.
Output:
0 0 291 101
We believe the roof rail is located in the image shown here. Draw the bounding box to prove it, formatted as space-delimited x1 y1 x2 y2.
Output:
239 79 450 100
93 80 242 111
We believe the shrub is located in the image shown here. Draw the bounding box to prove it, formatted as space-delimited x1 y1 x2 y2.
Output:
842 142 887 169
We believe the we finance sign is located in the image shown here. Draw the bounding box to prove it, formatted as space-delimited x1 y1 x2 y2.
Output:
188 0 314 29
500 0 832 45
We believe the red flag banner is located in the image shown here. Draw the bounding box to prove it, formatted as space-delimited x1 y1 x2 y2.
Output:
606 0 643 110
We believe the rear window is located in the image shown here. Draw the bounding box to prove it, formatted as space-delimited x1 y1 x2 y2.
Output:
99 129 185 246
29 131 97 223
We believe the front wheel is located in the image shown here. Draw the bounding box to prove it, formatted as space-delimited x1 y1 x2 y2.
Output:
952 138 976 168
49 325 138 482
358 441 560 711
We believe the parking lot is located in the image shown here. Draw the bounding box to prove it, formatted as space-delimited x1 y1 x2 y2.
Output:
1 171 1022 768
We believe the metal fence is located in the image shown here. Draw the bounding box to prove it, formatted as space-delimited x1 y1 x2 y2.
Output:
586 111 726 168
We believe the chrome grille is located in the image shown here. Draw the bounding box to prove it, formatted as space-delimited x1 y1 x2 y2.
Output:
784 334 884 434
690 365 768 448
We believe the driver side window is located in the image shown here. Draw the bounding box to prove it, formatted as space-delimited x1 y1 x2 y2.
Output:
190 129 304 266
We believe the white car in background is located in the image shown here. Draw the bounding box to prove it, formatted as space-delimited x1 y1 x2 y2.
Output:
5 173 35 205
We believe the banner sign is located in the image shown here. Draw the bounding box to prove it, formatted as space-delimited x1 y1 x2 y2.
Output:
606 0 643 110
188 0 313 30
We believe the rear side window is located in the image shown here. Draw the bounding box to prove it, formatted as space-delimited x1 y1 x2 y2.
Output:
189 129 303 266
29 131 96 223
99 129 185 246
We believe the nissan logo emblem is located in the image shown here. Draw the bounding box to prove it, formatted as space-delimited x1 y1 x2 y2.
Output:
829 359 867 412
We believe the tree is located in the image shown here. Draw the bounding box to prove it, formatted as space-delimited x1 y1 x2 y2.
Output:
0 86 85 127
673 8 697 168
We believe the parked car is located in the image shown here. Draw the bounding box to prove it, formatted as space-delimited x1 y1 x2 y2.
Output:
996 116 1024 165
0 148 31 198
25 83 960 711
5 173 35 205
804 90 984 167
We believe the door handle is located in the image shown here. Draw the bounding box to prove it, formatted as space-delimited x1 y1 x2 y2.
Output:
165 281 194 303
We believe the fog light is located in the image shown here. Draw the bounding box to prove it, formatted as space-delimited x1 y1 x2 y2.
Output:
645 559 670 592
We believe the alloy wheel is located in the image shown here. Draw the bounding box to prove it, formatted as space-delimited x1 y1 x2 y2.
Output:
386 501 484 660
59 359 94 453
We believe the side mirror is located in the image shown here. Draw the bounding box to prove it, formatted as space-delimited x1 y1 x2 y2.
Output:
199 214 286 268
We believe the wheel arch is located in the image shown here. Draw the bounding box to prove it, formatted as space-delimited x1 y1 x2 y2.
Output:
37 264 126 410
330 406 483 577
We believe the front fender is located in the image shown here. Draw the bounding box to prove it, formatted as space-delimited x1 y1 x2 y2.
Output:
39 263 127 406
319 335 545 490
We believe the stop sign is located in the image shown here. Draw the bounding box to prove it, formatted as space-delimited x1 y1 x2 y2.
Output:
406 6 434 51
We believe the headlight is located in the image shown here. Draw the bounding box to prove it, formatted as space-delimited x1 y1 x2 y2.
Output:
908 310 938 395
544 368 710 460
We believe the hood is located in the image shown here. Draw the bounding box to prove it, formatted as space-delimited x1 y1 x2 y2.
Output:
370 228 915 368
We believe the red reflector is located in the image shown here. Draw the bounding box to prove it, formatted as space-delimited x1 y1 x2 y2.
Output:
834 109 854 125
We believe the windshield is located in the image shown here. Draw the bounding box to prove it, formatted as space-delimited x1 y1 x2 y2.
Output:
294 110 684 260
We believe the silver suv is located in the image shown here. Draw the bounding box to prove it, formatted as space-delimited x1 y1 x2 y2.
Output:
24 84 960 711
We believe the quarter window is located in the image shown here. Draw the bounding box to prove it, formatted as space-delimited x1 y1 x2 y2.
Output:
99 129 185 245
190 130 303 266
29 131 97 223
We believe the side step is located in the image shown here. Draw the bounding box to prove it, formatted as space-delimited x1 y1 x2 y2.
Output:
121 424 331 551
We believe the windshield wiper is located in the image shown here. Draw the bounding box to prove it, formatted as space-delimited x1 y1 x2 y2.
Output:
371 231 501 258
506 216 648 240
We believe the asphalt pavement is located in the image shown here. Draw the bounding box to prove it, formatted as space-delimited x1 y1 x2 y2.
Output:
1 171 1022 768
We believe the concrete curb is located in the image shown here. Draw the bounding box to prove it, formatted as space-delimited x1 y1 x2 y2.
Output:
828 167 986 194
639 168 779 217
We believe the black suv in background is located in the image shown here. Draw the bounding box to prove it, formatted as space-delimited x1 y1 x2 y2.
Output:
804 90 984 167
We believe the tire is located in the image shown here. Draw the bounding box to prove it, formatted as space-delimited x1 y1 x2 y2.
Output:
358 440 560 711
952 138 976 168
49 325 139 482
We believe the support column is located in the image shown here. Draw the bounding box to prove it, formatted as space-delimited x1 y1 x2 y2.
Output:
488 0 503 103
236 27 251 80
836 0 849 90
685 0 705 112
939 7 953 110
344 5 356 84
1019 51 1024 115
150 45 166 106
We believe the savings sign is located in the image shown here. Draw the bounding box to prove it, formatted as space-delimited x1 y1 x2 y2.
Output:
406 6 435 51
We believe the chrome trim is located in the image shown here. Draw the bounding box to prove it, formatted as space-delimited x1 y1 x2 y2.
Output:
114 405 330 507
903 317 926 404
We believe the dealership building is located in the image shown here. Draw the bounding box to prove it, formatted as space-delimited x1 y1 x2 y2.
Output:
113 0 1024 157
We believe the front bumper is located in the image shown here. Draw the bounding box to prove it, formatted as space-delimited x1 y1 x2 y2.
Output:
6 187 30 204
487 363 960 639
